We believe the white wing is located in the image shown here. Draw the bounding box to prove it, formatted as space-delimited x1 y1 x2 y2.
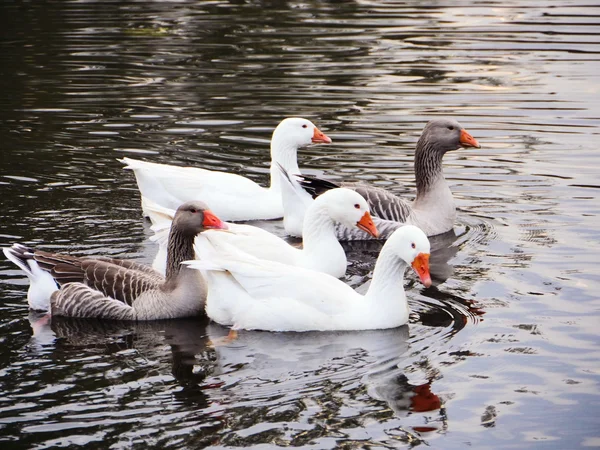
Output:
185 243 361 331
120 157 283 221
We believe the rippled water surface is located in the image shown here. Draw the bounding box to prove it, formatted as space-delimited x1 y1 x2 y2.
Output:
1 1 599 448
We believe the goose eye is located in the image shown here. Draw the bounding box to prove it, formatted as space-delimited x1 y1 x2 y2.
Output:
190 208 197 214
302 124 308 128
447 126 454 131
354 204 360 209
411 242 416 249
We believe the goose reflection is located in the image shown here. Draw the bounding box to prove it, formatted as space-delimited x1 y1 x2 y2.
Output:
207 323 411 377
26 313 216 394
206 323 442 418
26 312 446 434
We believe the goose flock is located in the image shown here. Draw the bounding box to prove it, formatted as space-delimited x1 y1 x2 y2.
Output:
4 117 480 332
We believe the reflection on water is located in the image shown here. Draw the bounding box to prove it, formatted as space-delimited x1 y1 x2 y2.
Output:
1 0 599 448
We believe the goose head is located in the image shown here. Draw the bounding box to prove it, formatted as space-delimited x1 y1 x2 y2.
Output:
172 201 228 236
389 225 432 287
317 188 379 238
419 118 480 154
272 117 332 149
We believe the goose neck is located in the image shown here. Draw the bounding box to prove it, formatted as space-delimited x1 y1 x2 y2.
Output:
365 244 408 306
301 202 346 275
165 224 197 281
414 140 445 197
269 138 300 192
302 203 337 250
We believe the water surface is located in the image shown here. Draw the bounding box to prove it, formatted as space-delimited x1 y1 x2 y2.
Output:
1 1 599 448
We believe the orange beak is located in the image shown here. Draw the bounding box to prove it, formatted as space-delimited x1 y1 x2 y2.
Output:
460 129 480 148
411 252 432 288
202 210 228 230
356 211 379 238
312 126 332 144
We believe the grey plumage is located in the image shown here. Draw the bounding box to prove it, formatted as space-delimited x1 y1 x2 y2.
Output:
353 185 413 224
4 201 226 320
52 283 136 320
296 118 481 238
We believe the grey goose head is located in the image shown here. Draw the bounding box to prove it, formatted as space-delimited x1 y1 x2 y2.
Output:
172 201 228 236
419 118 481 154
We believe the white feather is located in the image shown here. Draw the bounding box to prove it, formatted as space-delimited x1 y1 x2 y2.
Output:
3 246 57 312
184 226 432 332
120 118 331 222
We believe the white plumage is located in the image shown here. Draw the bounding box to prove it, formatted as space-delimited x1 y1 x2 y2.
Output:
185 225 432 332
120 117 331 221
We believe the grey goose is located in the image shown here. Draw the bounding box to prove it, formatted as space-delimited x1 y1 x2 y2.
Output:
281 118 481 240
3 201 227 320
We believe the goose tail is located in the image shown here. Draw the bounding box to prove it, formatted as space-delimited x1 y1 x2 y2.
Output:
3 244 57 312
295 173 340 198
182 259 227 273
143 197 176 228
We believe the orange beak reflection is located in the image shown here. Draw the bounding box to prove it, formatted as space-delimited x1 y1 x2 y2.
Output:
356 211 379 238
202 210 228 230
312 126 332 144
459 129 480 149
411 252 432 288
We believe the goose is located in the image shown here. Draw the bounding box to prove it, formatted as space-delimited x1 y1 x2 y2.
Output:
277 161 404 240
146 187 379 279
282 118 480 239
184 225 432 332
120 117 332 221
2 201 227 320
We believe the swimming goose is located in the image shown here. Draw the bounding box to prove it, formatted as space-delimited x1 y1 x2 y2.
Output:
146 188 379 279
3 201 227 320
278 162 404 239
184 225 432 332
284 118 480 239
120 117 332 221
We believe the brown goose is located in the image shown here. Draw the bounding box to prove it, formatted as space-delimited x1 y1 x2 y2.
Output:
283 118 480 239
3 201 227 320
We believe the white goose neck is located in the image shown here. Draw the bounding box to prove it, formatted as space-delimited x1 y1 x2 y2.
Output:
365 243 409 312
269 136 301 192
301 201 347 277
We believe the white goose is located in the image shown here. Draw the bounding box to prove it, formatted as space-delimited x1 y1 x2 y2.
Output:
146 188 379 279
283 118 481 239
184 225 432 332
3 202 227 320
120 117 331 221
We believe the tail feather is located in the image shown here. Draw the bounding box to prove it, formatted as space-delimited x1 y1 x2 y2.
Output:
149 226 171 246
142 197 176 227
183 259 227 273
119 157 133 169
3 244 57 311
295 173 340 198
3 244 35 277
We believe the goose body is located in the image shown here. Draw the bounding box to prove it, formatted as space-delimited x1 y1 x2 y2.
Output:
185 225 432 332
147 187 379 279
285 118 480 239
3 202 227 320
120 117 331 221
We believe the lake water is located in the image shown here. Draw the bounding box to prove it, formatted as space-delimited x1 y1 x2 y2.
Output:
1 1 599 448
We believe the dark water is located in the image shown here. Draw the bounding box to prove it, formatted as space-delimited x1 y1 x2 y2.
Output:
1 0 599 448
